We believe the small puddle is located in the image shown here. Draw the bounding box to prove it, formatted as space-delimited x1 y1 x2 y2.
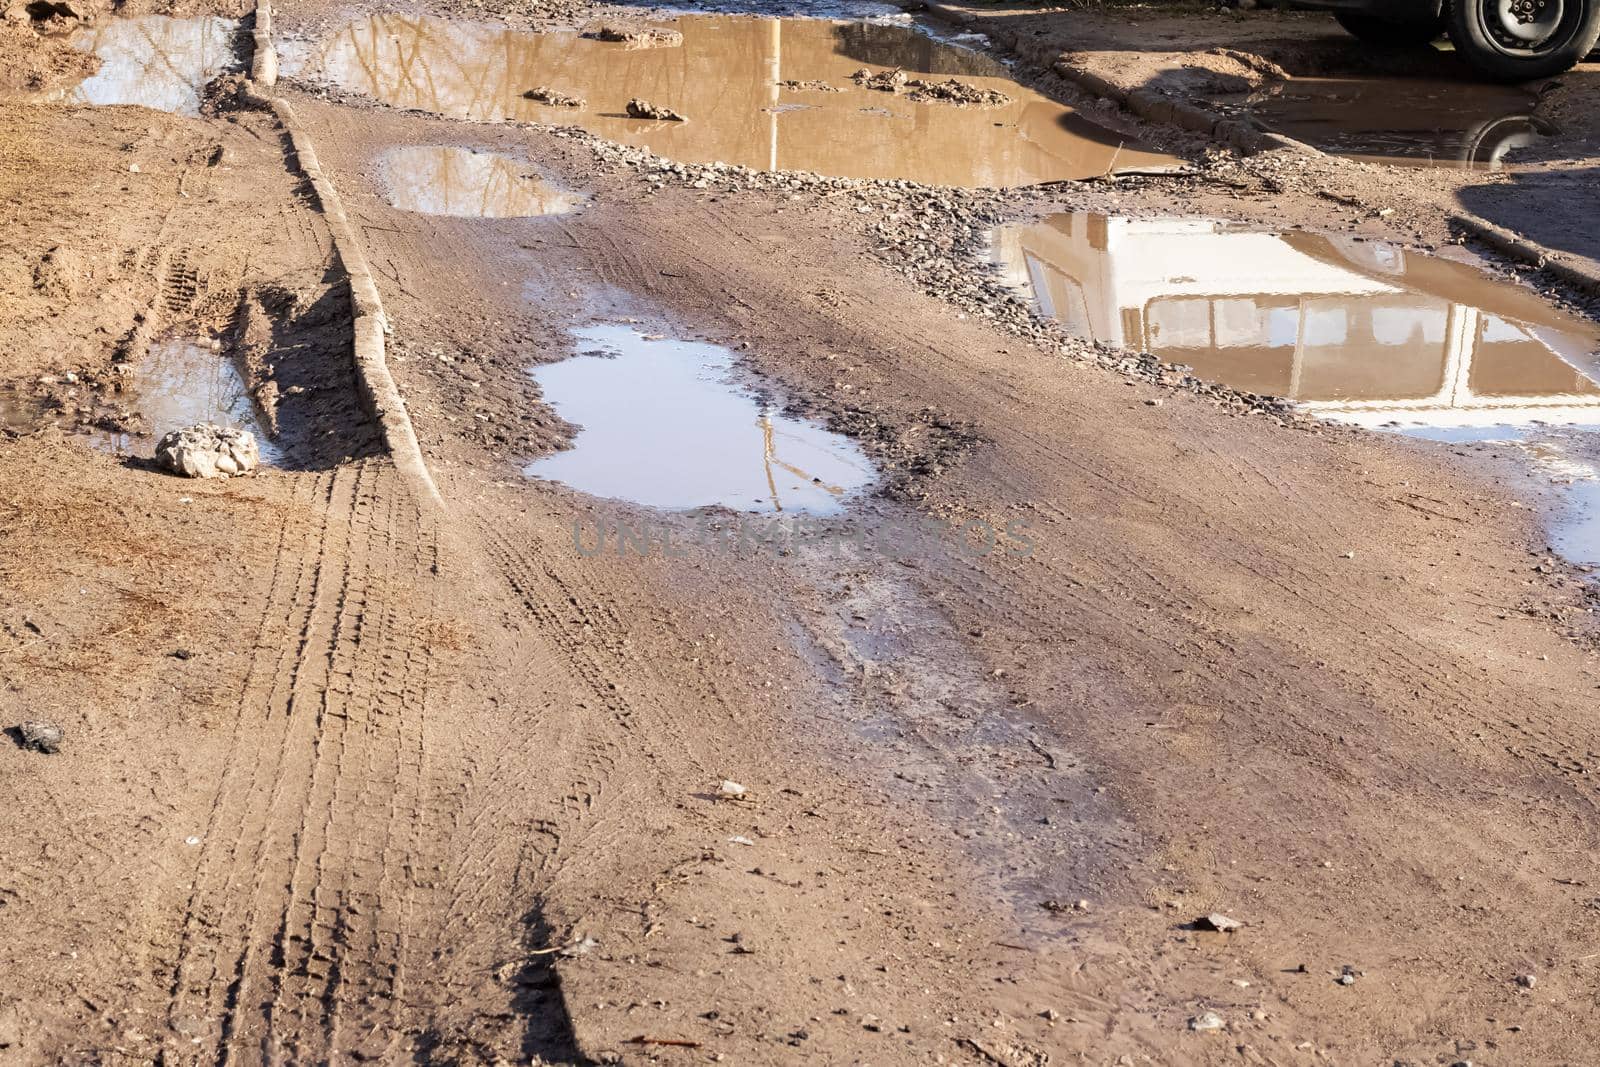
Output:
381 146 584 217
38 15 243 115
282 13 1183 187
524 324 873 512
1207 77 1549 168
994 212 1600 566
90 338 279 462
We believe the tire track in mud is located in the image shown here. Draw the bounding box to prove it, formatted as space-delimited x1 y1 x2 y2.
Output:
163 461 453 1063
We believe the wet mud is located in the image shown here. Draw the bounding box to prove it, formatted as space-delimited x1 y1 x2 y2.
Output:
282 13 1182 187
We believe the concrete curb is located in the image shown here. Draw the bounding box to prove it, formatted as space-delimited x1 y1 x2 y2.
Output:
247 4 444 513
915 0 1320 159
1449 214 1600 298
250 0 275 88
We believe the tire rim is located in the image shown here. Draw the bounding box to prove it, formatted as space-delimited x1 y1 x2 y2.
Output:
1482 0 1574 53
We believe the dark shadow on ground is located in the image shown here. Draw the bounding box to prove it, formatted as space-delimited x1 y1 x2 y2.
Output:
1458 166 1600 264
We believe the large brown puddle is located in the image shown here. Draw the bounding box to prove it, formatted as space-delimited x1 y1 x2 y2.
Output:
38 15 242 115
282 14 1183 187
1206 77 1548 168
381 146 584 217
995 213 1600 564
994 213 1600 427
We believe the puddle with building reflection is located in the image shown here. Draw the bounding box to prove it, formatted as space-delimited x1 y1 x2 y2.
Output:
282 13 1183 187
35 15 243 115
1207 77 1549 168
524 325 873 513
91 338 279 462
381 146 584 217
993 212 1600 565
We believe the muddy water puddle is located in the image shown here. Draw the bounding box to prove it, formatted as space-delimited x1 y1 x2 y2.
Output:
995 212 1600 565
1207 77 1548 168
524 325 872 513
91 339 280 462
35 15 243 115
381 146 584 217
282 13 1183 187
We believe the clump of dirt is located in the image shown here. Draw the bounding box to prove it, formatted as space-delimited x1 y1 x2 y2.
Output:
30 246 79 303
626 98 685 122
905 78 1011 107
32 364 142 438
0 18 98 93
230 287 280 437
851 66 908 93
523 85 585 108
200 72 266 115
778 78 840 93
581 21 682 49
849 67 1012 107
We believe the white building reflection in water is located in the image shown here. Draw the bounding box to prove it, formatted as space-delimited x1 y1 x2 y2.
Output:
991 213 1600 430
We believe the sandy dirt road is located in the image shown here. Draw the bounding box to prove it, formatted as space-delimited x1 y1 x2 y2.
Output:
3 1 1600 1064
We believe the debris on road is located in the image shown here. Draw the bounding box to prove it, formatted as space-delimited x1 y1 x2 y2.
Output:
16 721 63 754
583 22 683 49
154 424 260 479
778 78 840 92
626 98 686 122
523 86 585 108
849 67 1013 107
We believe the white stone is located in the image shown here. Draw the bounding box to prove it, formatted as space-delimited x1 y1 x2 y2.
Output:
155 424 260 479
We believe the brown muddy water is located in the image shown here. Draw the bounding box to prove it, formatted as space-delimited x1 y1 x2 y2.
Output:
281 13 1183 187
994 212 1600 565
36 15 242 115
524 324 874 513
1207 77 1548 168
381 146 584 217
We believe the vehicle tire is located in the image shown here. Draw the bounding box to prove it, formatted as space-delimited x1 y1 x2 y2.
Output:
1333 10 1447 45
1447 0 1600 80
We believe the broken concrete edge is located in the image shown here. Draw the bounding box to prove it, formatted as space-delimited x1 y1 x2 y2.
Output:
1449 214 1600 298
911 0 1321 160
245 2 444 515
250 0 276 88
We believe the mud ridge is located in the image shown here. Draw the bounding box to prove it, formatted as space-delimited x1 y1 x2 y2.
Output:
248 1 442 512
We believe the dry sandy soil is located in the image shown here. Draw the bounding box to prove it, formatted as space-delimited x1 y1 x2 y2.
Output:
3 1 1600 1065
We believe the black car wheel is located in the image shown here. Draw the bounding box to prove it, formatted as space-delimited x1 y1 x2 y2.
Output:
1333 10 1448 45
1448 0 1600 80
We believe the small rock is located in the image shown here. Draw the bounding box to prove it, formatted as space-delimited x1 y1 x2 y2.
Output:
16 721 62 754
626 98 687 122
1515 973 1536 988
1196 913 1243 932
1040 1008 1061 1022
523 86 586 108
1188 1011 1225 1032
715 779 747 799
155 424 260 479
